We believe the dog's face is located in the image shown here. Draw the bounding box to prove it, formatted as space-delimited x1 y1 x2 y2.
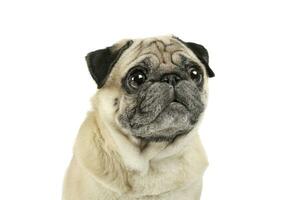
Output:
86 36 214 142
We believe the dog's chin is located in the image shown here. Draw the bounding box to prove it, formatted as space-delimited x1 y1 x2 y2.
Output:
135 129 189 142
130 102 195 142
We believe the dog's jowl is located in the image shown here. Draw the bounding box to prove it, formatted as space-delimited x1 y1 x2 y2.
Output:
63 35 214 200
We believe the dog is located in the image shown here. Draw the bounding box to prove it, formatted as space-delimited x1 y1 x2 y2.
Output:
62 35 214 200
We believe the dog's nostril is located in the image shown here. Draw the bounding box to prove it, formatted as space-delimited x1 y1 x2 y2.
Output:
160 73 182 86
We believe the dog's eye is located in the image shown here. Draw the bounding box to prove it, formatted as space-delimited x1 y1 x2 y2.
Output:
189 67 202 83
128 70 147 89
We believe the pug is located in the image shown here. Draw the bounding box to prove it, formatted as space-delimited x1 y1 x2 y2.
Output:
62 35 214 200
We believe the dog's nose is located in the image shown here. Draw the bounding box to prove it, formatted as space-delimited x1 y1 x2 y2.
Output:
160 73 182 86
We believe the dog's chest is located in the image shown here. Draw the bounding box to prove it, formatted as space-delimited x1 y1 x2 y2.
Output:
125 153 198 198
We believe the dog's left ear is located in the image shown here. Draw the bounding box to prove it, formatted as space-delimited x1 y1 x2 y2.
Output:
184 42 215 78
175 37 215 78
86 40 133 88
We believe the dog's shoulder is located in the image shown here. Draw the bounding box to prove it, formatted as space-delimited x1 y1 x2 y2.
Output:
73 112 131 194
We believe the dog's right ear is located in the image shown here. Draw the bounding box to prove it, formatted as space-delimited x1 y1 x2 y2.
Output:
85 40 133 88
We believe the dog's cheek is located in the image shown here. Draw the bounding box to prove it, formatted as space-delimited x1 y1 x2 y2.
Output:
115 95 137 128
95 88 121 123
113 97 120 113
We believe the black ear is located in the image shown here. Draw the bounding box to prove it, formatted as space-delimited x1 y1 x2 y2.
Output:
85 40 133 88
175 38 215 78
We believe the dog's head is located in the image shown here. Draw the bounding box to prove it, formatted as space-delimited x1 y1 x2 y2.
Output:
86 35 214 142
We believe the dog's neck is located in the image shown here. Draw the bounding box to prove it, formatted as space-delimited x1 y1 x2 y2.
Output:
93 110 200 174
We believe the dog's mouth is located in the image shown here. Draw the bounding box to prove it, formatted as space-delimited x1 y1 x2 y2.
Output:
170 97 189 111
131 97 188 128
127 99 193 141
172 98 182 104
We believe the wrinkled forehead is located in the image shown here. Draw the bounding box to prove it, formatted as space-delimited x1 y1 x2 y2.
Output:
135 37 186 64
115 37 200 74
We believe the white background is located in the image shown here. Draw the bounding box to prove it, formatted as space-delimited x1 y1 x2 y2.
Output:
0 0 300 199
